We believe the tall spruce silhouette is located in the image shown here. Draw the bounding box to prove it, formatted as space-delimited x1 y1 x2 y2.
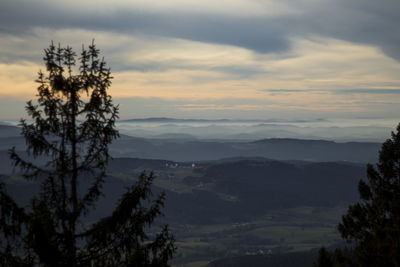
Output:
314 123 400 267
0 41 175 266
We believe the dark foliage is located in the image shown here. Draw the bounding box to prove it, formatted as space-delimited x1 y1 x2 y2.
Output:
314 123 400 267
313 247 333 267
0 42 175 266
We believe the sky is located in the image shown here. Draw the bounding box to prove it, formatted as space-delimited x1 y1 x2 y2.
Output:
1 0 400 121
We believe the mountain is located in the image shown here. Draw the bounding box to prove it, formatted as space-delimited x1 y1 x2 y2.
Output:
120 117 232 123
3 156 364 222
116 118 394 141
0 124 21 138
0 122 382 164
110 136 380 162
2 156 366 265
0 134 380 175
120 117 327 123
0 123 385 265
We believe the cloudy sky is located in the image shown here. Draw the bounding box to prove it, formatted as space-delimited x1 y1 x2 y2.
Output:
1 0 400 120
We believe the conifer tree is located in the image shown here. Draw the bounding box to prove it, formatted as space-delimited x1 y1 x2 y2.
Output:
337 123 400 267
314 123 400 267
0 41 175 266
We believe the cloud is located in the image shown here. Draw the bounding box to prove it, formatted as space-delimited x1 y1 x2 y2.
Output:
2 34 400 114
177 104 266 111
1 0 400 61
261 89 400 95
1 1 400 120
0 62 39 97
260 89 312 93
109 95 400 120
0 0 290 54
333 89 400 94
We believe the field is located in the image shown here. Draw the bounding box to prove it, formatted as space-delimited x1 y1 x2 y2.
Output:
108 159 353 266
170 206 345 266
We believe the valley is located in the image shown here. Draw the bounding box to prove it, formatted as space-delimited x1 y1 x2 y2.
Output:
0 123 377 266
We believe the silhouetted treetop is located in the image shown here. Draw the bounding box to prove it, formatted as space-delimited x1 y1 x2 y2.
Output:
0 41 175 267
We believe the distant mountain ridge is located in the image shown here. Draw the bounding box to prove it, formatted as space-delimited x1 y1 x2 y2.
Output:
0 124 21 138
111 135 380 163
119 117 325 123
0 123 381 169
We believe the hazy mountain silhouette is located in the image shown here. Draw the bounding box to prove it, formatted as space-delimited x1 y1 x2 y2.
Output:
0 123 380 173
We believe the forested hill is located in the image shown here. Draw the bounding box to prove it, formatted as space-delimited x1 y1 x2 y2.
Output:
0 123 381 165
2 156 366 265
3 156 364 223
110 136 380 162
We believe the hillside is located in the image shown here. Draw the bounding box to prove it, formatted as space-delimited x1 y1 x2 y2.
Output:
0 123 381 165
2 156 366 265
0 125 374 265
110 136 380 162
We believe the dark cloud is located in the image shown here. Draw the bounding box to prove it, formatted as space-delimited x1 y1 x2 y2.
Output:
0 1 290 54
290 0 400 60
1 0 400 61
